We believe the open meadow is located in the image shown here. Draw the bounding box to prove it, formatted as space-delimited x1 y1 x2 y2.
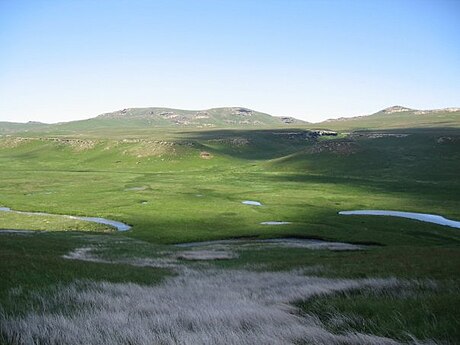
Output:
0 115 459 344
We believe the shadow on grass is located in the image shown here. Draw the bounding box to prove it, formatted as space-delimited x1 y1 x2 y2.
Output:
124 206 460 248
263 173 460 202
179 128 317 160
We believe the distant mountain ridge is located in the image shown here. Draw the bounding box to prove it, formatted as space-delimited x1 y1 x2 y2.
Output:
94 106 305 127
1 105 458 134
325 106 460 122
0 107 306 134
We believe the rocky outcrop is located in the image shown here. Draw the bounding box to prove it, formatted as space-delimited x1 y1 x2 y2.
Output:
208 137 250 146
311 130 338 136
381 106 413 114
414 107 460 115
0 137 97 151
307 140 358 155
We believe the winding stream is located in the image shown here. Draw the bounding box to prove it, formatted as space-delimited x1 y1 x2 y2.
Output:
339 210 460 229
0 207 131 231
3 205 458 233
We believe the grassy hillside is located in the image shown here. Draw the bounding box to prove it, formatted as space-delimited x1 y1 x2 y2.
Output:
318 106 460 131
92 106 304 127
0 121 49 134
0 107 306 136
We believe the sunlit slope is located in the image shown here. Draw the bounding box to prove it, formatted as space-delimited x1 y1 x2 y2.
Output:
56 107 303 130
318 107 460 131
0 107 306 136
89 107 303 128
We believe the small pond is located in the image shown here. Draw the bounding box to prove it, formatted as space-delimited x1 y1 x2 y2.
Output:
242 200 262 206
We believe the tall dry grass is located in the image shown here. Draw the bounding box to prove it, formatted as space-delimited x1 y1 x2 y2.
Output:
1 268 411 345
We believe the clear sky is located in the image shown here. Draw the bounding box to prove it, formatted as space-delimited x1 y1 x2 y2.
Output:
1 0 459 123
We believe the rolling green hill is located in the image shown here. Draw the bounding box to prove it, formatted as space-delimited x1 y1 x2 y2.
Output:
93 107 305 127
0 107 306 136
3 106 459 137
318 106 460 131
0 121 49 134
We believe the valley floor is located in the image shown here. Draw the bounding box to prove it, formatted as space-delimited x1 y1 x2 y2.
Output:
0 127 459 344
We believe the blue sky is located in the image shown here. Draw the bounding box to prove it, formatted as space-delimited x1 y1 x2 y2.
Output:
1 0 459 123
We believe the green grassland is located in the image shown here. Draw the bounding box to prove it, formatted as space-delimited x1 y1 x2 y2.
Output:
1 128 459 244
1 113 460 343
0 212 111 232
319 108 460 131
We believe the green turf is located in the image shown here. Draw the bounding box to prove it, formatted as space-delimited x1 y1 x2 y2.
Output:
0 212 112 232
297 282 460 343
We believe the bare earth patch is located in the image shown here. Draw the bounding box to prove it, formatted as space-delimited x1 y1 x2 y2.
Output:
63 246 178 268
175 238 366 252
176 250 238 261
200 151 213 159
